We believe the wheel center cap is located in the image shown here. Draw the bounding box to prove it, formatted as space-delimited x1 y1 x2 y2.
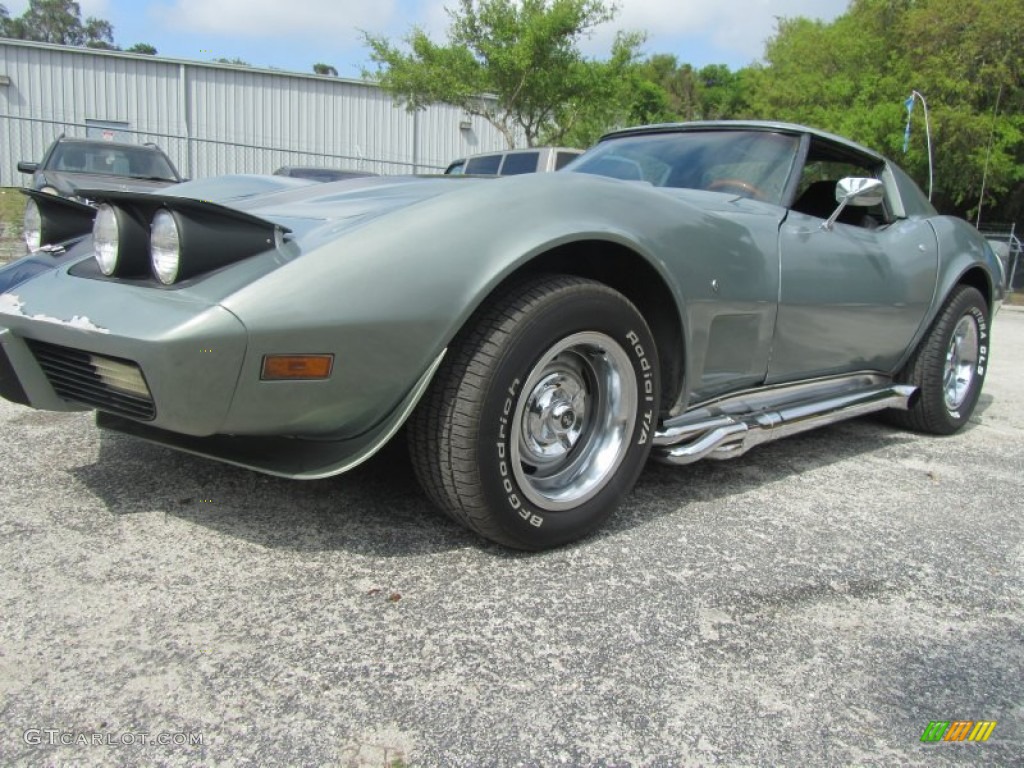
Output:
522 372 588 461
544 398 580 439
558 409 576 430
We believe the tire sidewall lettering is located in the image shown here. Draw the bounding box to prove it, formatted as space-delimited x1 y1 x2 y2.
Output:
943 302 988 423
627 329 657 446
492 377 543 527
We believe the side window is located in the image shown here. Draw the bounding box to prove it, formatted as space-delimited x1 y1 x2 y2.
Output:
499 152 540 175
465 154 502 175
554 151 580 170
790 143 890 228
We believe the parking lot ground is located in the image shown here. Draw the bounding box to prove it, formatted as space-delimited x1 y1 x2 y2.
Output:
0 309 1022 767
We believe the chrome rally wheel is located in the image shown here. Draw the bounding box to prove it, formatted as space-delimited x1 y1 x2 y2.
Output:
892 285 989 435
409 275 660 550
512 332 638 512
943 314 980 411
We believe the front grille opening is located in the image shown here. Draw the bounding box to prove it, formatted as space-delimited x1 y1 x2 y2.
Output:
25 339 156 421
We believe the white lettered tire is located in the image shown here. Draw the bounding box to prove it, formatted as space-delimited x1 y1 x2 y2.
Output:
409 275 660 549
891 285 990 434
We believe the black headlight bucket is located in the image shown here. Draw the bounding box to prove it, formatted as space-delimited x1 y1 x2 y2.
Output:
156 206 279 283
20 189 96 249
94 204 152 277
72 189 289 285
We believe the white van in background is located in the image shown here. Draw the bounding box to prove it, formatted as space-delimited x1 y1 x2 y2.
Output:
444 147 584 175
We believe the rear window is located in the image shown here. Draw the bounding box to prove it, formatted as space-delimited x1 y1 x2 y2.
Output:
465 154 502 175
500 152 540 175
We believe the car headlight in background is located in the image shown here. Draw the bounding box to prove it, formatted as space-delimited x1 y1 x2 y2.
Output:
23 198 42 251
150 209 181 285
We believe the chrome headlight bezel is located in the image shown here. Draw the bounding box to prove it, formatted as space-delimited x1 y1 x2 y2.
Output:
150 209 181 285
23 198 42 251
93 204 120 275
90 204 150 277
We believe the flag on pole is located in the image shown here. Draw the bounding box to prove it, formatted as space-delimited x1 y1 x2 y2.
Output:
903 95 915 152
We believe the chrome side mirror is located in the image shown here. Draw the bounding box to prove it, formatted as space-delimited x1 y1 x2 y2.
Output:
823 177 885 230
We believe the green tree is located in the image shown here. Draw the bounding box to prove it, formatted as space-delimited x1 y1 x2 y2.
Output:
313 62 338 76
638 55 700 120
126 42 157 55
900 0 1024 221
213 57 250 66
2 0 115 47
82 16 114 49
697 64 750 120
750 0 1024 222
364 0 642 148
628 56 751 125
542 29 646 147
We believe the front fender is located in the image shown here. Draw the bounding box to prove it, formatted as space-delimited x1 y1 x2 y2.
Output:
219 173 734 436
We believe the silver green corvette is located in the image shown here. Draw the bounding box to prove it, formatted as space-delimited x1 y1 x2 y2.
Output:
0 122 1006 549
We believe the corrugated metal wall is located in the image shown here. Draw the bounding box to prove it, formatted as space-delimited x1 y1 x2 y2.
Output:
0 39 509 187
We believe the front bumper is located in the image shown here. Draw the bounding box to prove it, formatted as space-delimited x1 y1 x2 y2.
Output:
0 265 249 436
0 236 452 478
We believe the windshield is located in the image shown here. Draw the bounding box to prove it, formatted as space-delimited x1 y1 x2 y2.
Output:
48 143 179 181
566 130 801 205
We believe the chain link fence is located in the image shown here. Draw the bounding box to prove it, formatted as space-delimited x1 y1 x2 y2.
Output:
980 223 1022 292
2 113 443 188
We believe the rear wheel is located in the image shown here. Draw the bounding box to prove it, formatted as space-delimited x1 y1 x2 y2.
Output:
891 285 989 434
409 275 659 550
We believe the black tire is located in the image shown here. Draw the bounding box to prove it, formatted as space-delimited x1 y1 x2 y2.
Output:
408 275 660 550
890 285 990 434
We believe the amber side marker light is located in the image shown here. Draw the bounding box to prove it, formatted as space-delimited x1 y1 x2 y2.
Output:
261 354 334 380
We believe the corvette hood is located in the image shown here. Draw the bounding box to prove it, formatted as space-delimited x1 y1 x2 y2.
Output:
219 175 491 237
165 172 771 242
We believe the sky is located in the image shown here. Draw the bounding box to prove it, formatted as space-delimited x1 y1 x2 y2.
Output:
5 0 851 77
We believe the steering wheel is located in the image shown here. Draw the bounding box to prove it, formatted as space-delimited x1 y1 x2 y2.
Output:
706 178 769 202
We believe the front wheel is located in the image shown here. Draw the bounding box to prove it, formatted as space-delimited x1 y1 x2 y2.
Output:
409 275 660 550
891 285 990 434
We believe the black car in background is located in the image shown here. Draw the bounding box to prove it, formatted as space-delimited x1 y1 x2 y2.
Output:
18 136 183 202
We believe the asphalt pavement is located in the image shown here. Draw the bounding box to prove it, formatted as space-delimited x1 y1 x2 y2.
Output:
1 309 1022 767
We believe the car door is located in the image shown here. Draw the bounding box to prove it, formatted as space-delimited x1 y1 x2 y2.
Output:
767 199 939 384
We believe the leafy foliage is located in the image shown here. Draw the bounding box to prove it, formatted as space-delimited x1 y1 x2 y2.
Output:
364 0 641 148
126 42 157 55
1 0 113 47
750 0 1024 222
313 62 339 76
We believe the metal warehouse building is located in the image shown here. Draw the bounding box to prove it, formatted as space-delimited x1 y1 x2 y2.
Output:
0 38 508 187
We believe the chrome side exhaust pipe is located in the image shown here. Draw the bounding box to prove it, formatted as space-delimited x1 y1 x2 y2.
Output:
653 384 916 465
